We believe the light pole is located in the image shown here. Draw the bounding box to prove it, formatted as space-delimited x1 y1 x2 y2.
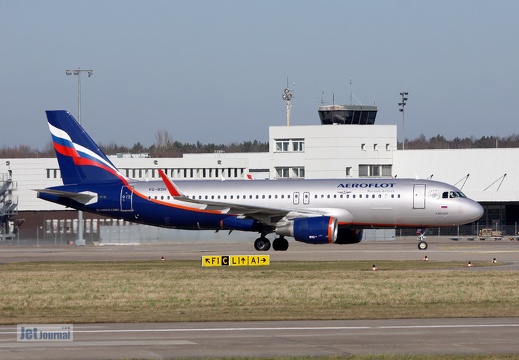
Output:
398 92 408 150
66 67 93 245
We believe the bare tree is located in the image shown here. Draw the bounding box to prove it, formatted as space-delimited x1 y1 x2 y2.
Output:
155 129 173 149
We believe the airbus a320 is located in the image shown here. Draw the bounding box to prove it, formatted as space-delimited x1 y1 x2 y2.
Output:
37 110 484 251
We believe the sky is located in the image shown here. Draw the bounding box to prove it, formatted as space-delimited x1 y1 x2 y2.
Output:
1 0 519 149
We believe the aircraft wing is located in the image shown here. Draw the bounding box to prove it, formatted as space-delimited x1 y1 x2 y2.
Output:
175 194 335 225
35 189 98 205
157 169 347 225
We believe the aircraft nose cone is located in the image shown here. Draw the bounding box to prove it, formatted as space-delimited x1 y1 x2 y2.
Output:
470 201 484 221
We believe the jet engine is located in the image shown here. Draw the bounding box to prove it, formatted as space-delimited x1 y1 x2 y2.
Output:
335 228 363 244
276 216 338 244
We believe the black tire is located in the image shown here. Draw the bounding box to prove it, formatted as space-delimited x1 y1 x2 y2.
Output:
418 241 428 250
273 237 289 251
254 238 271 251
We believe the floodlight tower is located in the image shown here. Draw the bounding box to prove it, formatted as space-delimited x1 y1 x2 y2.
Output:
398 91 409 150
282 78 294 126
65 67 93 246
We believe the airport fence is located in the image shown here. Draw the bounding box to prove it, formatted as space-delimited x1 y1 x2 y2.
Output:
398 222 518 238
2 221 517 246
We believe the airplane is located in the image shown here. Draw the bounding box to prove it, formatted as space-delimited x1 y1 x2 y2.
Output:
37 110 484 251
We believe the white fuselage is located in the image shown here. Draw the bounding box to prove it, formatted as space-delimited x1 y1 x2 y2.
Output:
130 177 483 228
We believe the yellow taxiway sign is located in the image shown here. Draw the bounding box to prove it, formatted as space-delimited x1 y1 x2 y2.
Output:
201 255 270 267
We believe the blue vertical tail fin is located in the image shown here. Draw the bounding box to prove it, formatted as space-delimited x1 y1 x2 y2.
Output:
46 110 126 185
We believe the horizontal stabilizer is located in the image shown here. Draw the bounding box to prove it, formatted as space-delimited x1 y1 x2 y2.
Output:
35 189 98 205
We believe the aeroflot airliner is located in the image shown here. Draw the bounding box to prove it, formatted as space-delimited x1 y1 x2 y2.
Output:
37 110 484 251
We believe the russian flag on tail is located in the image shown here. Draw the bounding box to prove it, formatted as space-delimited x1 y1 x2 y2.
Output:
46 110 126 185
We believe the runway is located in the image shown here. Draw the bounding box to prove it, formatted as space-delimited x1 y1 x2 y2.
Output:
1 236 519 267
1 318 519 359
1 236 518 358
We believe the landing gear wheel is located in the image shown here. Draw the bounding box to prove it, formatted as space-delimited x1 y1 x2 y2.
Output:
272 237 289 251
418 241 428 251
254 237 271 251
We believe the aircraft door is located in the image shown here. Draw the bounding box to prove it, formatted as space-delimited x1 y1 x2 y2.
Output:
413 184 426 209
303 192 310 205
293 192 300 205
120 186 134 212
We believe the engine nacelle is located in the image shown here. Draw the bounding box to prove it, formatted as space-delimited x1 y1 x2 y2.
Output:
276 216 338 244
335 228 363 244
220 217 262 232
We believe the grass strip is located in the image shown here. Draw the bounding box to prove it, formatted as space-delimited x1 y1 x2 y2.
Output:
204 356 519 360
0 260 517 324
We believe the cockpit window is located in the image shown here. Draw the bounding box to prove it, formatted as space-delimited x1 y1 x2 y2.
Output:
443 191 467 199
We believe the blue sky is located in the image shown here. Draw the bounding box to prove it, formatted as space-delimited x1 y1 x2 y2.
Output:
1 0 518 149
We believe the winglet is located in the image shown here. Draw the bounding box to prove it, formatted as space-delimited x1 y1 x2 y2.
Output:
158 169 183 197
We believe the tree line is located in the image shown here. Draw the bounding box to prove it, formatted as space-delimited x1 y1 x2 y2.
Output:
402 134 519 149
2 131 519 158
0 129 269 158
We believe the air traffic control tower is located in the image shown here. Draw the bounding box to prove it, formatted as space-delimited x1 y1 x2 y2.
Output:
318 104 378 125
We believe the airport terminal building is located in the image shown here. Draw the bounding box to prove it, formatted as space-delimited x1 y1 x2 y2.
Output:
2 104 519 242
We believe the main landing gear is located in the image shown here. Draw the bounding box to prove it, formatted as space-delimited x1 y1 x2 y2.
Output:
254 237 271 251
254 236 289 251
417 230 428 250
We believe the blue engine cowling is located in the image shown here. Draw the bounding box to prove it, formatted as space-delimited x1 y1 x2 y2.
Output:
276 216 338 244
335 228 363 244
220 217 262 232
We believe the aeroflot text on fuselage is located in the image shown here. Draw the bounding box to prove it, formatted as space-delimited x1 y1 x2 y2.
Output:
337 182 396 189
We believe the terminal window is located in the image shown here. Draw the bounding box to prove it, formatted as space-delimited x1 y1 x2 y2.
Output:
275 138 305 152
359 164 392 178
292 167 305 178
276 139 290 152
292 139 305 152
275 166 305 179
46 168 60 179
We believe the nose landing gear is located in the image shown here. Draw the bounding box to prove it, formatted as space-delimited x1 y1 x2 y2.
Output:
417 230 428 250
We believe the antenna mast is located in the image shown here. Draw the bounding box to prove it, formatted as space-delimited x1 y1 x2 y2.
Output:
349 75 352 105
282 77 294 126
